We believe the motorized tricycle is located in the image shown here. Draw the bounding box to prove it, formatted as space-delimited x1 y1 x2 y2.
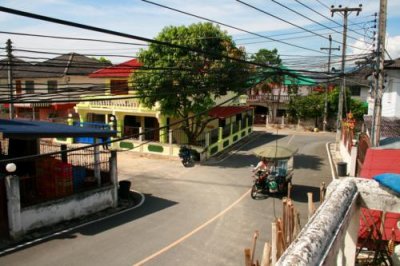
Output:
250 145 296 199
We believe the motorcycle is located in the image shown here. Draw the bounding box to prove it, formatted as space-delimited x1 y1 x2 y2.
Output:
250 169 292 199
179 146 194 167
250 145 296 199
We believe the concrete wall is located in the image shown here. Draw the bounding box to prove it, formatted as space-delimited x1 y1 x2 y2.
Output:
20 186 115 233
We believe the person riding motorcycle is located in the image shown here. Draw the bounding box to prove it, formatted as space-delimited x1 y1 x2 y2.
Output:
253 157 270 188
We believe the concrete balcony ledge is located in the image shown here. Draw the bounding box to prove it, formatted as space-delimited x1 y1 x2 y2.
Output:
277 178 400 265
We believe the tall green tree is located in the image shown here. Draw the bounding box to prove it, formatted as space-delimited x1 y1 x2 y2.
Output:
250 48 282 86
132 23 250 144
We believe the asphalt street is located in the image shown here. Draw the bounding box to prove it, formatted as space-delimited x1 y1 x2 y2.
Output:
0 129 335 266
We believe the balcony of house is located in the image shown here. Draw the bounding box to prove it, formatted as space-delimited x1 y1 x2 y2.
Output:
277 177 400 265
246 93 291 104
76 94 156 113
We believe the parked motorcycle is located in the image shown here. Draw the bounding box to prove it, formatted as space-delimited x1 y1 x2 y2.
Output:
179 146 194 167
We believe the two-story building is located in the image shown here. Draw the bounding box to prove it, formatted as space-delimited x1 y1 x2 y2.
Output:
0 53 109 121
246 66 316 124
75 58 254 159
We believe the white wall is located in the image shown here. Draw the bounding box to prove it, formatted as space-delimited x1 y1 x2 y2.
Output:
369 69 400 118
20 186 114 232
382 70 400 117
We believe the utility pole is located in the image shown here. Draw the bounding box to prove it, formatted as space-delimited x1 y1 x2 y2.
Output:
320 35 340 132
371 0 387 147
6 39 15 119
331 4 362 144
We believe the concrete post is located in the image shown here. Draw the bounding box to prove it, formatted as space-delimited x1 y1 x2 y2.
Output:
109 151 118 208
94 138 101 187
350 142 358 176
139 127 144 153
5 174 23 240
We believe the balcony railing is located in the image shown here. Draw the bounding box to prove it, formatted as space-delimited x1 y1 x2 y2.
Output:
76 95 155 111
247 94 291 103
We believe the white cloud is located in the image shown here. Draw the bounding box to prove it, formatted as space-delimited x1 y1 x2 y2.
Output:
386 35 400 59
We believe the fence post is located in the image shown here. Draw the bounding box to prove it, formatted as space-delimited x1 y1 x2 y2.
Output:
110 150 118 208
169 129 173 156
139 127 144 153
94 138 101 187
5 166 23 240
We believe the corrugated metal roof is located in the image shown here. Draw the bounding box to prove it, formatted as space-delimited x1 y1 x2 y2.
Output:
360 149 400 179
0 119 116 138
0 53 109 79
208 106 253 119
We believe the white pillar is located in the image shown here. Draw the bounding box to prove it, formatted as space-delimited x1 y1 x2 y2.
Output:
139 127 144 153
109 151 118 208
350 141 358 176
5 172 23 240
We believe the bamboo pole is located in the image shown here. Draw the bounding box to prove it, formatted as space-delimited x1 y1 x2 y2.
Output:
320 182 326 203
287 182 292 199
287 201 293 245
277 230 283 259
307 192 314 220
261 242 271 266
251 230 259 265
244 248 252 266
276 218 286 250
282 198 287 245
271 222 277 265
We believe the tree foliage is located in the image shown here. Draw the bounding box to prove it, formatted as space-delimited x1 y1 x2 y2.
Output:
289 87 368 128
250 48 282 86
131 22 250 144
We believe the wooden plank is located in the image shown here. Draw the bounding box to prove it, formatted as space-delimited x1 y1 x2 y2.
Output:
271 222 277 265
244 248 252 266
251 230 259 265
261 242 271 266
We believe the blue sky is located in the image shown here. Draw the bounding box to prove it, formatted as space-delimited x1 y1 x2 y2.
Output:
0 0 399 71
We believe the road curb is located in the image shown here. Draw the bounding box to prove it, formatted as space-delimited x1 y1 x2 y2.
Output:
0 190 145 256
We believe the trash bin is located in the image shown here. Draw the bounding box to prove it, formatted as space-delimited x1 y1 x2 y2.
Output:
337 162 347 177
118 180 131 199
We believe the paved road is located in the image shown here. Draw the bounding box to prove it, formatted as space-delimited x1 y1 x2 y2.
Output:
0 130 335 266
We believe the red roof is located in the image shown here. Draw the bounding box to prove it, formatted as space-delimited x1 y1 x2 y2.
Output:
360 149 400 179
89 59 142 78
208 106 253 119
358 148 400 243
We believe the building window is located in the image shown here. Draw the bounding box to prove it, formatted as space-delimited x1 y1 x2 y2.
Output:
47 80 58 93
25 80 34 93
350 86 361 96
110 80 129 95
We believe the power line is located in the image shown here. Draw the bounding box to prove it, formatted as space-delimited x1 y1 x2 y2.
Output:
0 6 333 77
294 0 369 40
271 0 365 44
141 0 329 55
0 30 148 47
237 0 371 52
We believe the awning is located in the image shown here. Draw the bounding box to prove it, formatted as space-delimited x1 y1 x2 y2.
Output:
208 106 253 119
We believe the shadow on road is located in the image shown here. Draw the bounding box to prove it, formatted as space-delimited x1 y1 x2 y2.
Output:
294 153 324 171
0 194 178 256
76 194 177 236
290 184 321 203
